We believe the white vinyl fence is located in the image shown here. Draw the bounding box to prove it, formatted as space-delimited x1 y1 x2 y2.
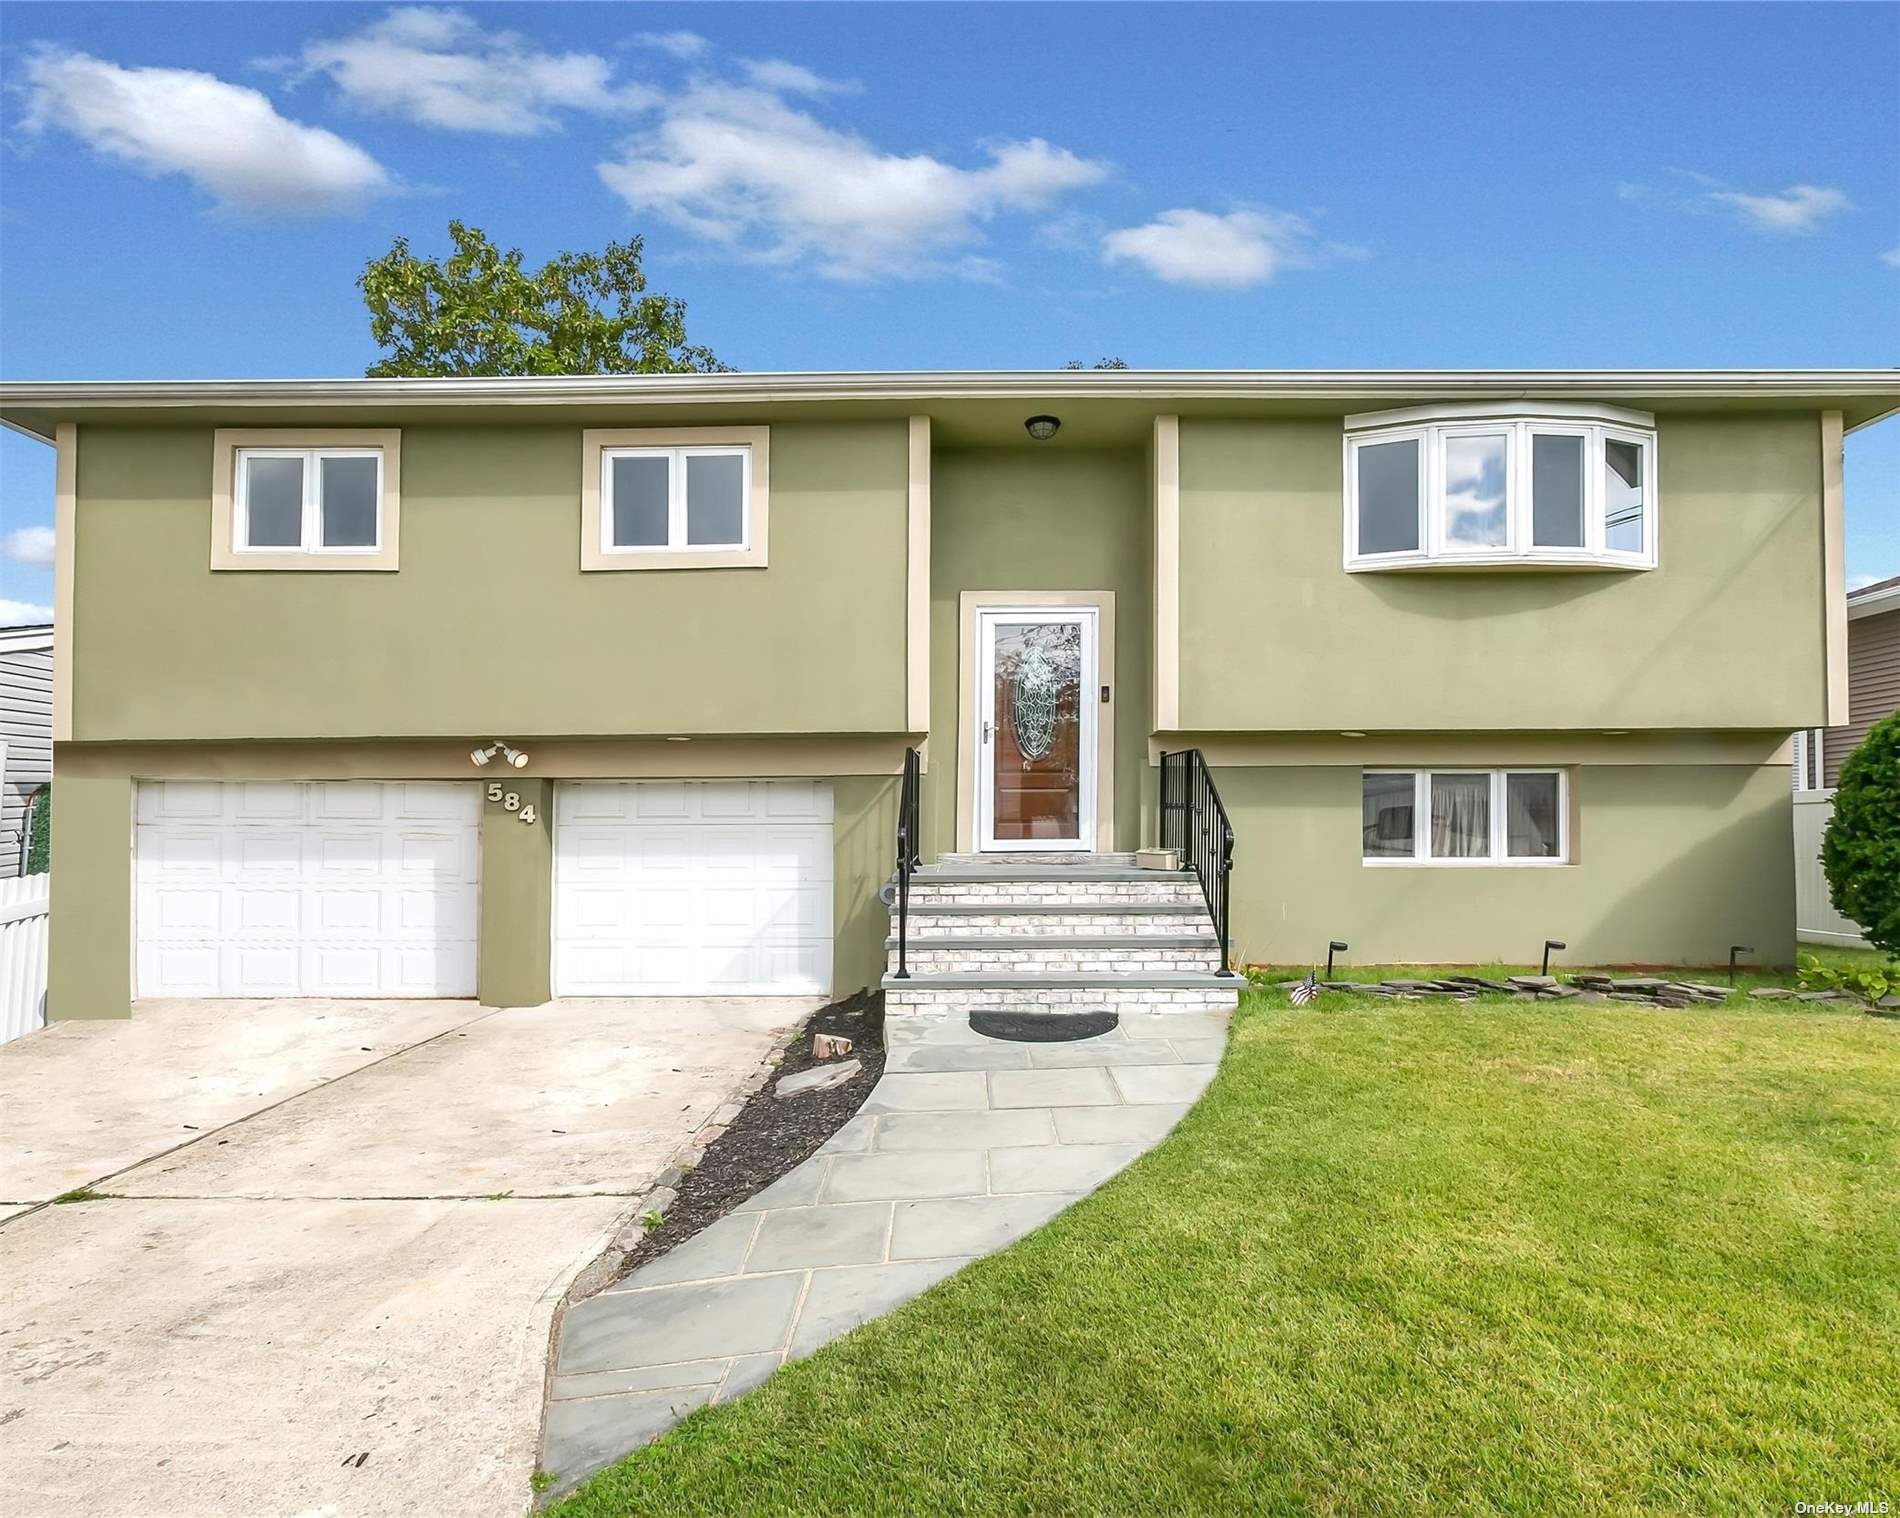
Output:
0 872 49 1043
1794 792 1869 947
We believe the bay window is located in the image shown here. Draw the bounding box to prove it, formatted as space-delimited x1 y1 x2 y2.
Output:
1344 403 1657 570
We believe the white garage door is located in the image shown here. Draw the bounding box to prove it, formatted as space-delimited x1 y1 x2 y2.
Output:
555 780 833 996
136 781 480 998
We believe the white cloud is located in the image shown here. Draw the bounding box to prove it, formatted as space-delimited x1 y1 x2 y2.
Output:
298 7 654 134
2 526 56 568
633 31 710 61
0 599 53 627
597 80 1107 281
1101 207 1355 290
20 48 390 214
1708 183 1853 235
1849 572 1881 591
1881 245 1900 270
739 58 858 96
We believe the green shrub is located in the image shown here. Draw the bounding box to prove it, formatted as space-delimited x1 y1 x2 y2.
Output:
1822 710 1900 956
24 784 49 875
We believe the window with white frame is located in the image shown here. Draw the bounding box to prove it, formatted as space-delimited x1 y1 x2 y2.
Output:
1344 403 1657 570
1362 769 1568 864
601 445 750 554
235 447 384 554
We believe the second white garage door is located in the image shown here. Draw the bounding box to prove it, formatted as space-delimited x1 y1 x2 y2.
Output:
554 781 833 996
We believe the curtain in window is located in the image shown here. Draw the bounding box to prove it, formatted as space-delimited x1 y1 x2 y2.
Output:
1430 774 1490 857
1505 774 1559 858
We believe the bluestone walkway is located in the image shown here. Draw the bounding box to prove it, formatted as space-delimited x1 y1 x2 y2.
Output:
539 1005 1231 1495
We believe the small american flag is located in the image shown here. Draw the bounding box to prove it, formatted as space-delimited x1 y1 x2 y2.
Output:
1289 971 1318 1007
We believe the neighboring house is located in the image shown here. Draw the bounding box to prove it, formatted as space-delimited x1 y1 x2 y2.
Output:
0 622 53 876
1793 573 1900 789
1791 573 1900 945
0 370 1892 1021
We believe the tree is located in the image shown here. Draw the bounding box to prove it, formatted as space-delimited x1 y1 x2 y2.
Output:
359 222 727 377
1821 709 1900 956
1063 357 1129 369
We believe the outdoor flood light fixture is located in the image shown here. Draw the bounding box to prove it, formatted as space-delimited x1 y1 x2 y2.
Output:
1024 414 1061 441
470 740 530 769
1542 939 1567 976
1729 945 1754 985
1326 941 1349 978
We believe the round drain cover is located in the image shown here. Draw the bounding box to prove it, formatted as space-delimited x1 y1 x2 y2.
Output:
969 1009 1119 1043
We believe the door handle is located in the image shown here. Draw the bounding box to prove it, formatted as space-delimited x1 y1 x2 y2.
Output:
983 720 992 744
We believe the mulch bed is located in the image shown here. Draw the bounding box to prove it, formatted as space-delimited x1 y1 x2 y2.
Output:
616 991 885 1279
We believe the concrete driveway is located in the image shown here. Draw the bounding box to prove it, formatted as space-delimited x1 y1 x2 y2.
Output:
0 995 813 1518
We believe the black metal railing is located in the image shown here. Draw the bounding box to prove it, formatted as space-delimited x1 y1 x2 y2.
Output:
892 746 923 979
1159 748 1236 976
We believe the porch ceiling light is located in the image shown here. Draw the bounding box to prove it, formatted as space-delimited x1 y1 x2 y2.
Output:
1024 414 1061 441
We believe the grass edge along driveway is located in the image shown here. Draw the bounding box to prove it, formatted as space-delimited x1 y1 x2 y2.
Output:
555 987 1900 1517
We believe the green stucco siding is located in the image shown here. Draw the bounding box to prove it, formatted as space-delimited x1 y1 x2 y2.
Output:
72 421 909 742
1218 762 1796 968
478 778 552 1008
926 447 1151 856
47 774 132 1021
832 776 900 997
1178 413 1826 732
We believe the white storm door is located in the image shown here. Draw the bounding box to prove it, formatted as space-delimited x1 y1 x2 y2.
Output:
135 781 480 998
975 609 1097 853
554 780 833 995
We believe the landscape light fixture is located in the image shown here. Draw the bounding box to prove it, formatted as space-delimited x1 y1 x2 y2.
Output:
1542 939 1567 976
1024 414 1061 441
1729 945 1754 986
1326 940 1349 978
470 740 530 769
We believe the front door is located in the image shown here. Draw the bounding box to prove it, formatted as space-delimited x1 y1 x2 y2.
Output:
975 608 1098 852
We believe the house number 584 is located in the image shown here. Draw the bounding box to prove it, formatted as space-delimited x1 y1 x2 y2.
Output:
485 782 538 825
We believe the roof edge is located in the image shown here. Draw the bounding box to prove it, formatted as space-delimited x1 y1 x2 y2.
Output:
4 369 1896 441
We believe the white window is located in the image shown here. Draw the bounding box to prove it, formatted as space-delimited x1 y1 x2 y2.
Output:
602 446 750 554
234 448 384 555
581 427 769 571
1362 769 1568 865
1344 403 1657 570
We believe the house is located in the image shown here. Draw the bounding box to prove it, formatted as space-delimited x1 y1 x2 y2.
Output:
0 622 53 877
1791 572 1900 945
0 370 1892 1021
1793 573 1900 790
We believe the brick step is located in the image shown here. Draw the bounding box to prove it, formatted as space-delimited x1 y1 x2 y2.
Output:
914 864 1193 883
906 879 1205 908
895 913 1214 938
886 940 1223 977
884 975 1240 1015
933 851 1139 867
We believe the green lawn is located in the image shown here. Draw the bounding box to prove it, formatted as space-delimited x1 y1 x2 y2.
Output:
556 988 1900 1517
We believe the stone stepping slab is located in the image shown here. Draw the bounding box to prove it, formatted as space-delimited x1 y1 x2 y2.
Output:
538 1004 1229 1498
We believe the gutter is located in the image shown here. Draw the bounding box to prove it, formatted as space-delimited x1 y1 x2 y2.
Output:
4 369 1896 441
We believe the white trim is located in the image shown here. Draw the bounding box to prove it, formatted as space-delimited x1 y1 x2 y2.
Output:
598 444 751 556
1821 410 1848 725
974 607 1099 854
1344 417 1657 572
233 446 386 556
1152 415 1180 731
53 421 74 742
906 417 931 733
1361 767 1569 867
0 624 53 655
1849 582 1900 619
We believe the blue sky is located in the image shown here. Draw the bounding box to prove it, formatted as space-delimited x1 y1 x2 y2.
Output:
2 1 1896 619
